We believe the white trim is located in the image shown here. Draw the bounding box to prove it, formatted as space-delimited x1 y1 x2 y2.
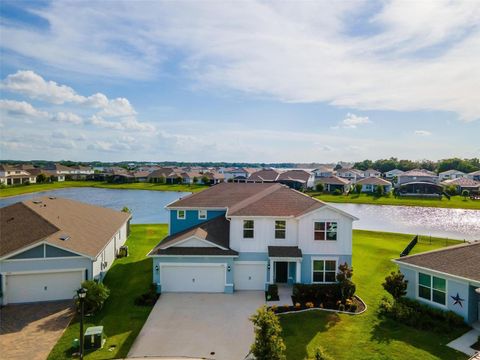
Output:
296 202 359 221
416 271 448 309
1 268 86 276
161 235 228 251
311 257 339 284
198 209 207 220
274 219 286 240
269 257 302 262
177 210 186 220
234 261 268 265
312 220 338 242
392 260 480 287
150 254 238 258
3 256 84 263
167 206 228 211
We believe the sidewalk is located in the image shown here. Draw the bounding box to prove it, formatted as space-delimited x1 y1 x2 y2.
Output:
447 328 480 357
266 284 293 306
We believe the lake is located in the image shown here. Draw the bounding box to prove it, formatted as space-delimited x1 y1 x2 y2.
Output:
1 187 479 240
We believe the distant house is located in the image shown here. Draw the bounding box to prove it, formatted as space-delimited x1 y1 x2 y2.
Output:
217 167 249 181
0 197 130 305
396 182 444 198
363 169 381 178
42 163 76 181
247 169 281 183
132 171 151 182
356 177 392 193
385 169 404 180
439 169 465 181
147 167 179 183
0 164 37 185
467 170 480 182
396 169 438 186
277 170 315 190
315 176 351 193
442 177 480 194
313 166 335 178
394 241 480 324
336 168 364 183
69 165 94 179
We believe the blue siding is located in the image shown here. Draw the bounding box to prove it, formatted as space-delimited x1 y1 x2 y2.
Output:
0 257 93 279
46 245 79 257
169 210 226 235
9 245 44 259
152 256 235 293
301 254 352 283
468 286 479 323
288 261 296 284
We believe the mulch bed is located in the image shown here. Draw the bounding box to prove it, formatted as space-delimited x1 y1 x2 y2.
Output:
472 340 480 351
269 295 366 314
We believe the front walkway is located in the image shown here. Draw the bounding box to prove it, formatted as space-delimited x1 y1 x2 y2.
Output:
0 301 74 360
128 292 264 360
266 284 293 306
447 322 480 357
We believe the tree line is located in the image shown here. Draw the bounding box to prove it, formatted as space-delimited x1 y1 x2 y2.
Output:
352 158 479 174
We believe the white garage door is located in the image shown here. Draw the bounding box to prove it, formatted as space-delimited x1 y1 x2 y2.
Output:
161 264 225 292
6 270 83 304
234 263 266 290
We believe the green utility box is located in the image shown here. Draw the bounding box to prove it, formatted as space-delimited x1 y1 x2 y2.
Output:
84 326 105 350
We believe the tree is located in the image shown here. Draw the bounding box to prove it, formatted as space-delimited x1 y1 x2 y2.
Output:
462 189 470 199
201 175 210 185
175 176 183 184
192 176 198 184
315 183 324 192
122 206 131 213
250 306 286 360
382 271 408 300
355 183 362 194
75 280 110 315
334 163 342 171
36 173 47 183
336 263 355 301
375 185 385 196
158 175 166 184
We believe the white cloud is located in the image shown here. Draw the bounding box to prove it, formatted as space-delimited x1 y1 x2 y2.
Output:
88 114 154 132
98 98 136 117
51 111 83 125
0 99 48 118
414 130 432 136
340 113 371 129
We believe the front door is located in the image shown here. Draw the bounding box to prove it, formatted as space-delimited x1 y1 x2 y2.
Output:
275 262 288 283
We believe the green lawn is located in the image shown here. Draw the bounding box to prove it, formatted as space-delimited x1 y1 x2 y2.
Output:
280 230 469 360
309 192 480 210
0 181 207 198
47 224 167 360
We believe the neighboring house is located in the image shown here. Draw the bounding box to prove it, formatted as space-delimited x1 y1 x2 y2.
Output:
247 169 281 183
396 182 444 198
394 241 480 324
315 176 351 193
442 178 480 194
0 197 130 305
356 177 392 193
148 183 357 293
217 167 250 181
132 171 151 182
277 170 315 190
363 169 381 178
439 170 465 181
147 167 179 183
180 171 203 184
69 165 94 180
467 170 480 182
336 168 364 183
0 164 36 185
397 169 439 186
313 166 335 178
385 168 404 180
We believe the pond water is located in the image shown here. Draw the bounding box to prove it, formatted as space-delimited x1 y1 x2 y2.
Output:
1 187 479 240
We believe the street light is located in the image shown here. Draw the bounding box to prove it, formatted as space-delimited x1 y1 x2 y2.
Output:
77 288 87 360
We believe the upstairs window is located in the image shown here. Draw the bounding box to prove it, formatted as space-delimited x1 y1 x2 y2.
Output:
312 260 337 283
314 222 337 241
177 210 186 220
275 220 286 239
418 273 446 305
198 210 207 220
243 220 254 238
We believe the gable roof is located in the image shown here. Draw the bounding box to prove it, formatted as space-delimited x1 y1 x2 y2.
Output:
1 197 131 259
400 169 437 177
439 169 465 175
442 177 480 187
315 176 350 185
277 170 311 183
149 216 237 256
357 177 391 186
394 241 480 282
248 169 280 182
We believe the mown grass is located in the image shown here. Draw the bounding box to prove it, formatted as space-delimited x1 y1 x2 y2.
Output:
47 224 167 360
308 192 480 210
0 181 207 198
280 230 469 360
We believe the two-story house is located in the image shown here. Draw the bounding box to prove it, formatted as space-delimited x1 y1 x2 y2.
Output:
336 168 364 183
148 183 357 293
0 164 36 185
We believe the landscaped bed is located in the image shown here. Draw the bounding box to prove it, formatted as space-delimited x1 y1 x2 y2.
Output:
271 295 366 315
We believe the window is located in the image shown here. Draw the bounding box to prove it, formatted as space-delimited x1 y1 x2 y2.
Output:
243 220 254 238
418 273 446 305
314 222 337 241
198 210 207 220
312 260 337 283
275 220 286 239
177 210 186 220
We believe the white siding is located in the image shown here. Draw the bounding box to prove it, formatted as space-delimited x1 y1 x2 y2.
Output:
175 238 215 247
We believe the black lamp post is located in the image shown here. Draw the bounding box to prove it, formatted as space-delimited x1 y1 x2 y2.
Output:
77 287 87 360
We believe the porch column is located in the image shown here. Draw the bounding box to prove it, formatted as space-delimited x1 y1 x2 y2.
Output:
295 261 301 283
269 259 274 284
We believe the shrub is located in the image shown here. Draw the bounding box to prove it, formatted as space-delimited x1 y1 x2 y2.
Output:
305 302 314 308
75 281 110 315
333 188 342 195
382 271 408 300
375 185 385 196
462 189 470 199
201 175 210 185
315 183 324 192
312 346 334 360
250 306 286 360
295 302 301 309
355 183 362 194
266 284 279 301
336 263 355 301
338 304 345 311
444 185 458 196
134 283 159 306
293 283 342 309
349 303 358 312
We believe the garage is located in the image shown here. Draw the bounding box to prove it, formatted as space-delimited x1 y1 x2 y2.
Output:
161 264 225 292
234 262 266 290
5 270 84 303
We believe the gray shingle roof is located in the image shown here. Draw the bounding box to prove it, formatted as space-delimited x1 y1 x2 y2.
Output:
268 246 302 258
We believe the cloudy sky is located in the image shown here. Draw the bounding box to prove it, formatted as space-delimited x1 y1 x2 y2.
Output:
1 1 479 163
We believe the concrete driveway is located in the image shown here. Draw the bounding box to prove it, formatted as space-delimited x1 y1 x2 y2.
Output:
128 292 264 360
0 301 74 360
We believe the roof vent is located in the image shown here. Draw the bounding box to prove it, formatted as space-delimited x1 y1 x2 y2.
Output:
33 200 42 204
59 235 70 241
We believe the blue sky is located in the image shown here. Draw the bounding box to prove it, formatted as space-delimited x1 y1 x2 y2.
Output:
1 0 479 162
